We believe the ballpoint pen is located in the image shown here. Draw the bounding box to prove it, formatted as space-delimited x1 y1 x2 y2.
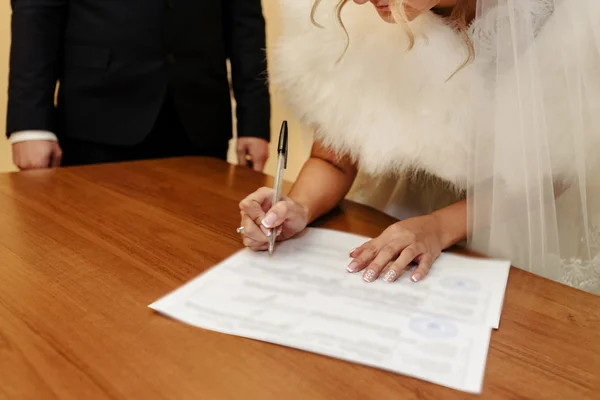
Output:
269 121 288 255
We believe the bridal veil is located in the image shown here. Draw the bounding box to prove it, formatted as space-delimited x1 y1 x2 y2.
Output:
467 0 600 293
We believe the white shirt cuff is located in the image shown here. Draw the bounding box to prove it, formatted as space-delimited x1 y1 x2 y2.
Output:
9 131 59 144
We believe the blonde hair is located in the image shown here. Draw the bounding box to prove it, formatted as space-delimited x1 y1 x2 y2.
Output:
311 0 476 76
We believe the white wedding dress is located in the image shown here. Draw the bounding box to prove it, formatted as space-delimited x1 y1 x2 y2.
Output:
270 0 600 294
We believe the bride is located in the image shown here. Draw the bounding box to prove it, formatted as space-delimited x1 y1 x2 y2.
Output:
237 0 600 294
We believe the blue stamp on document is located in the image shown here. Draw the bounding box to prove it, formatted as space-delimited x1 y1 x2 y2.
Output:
409 317 458 339
440 276 480 291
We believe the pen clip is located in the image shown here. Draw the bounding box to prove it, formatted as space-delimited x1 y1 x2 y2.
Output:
278 121 289 169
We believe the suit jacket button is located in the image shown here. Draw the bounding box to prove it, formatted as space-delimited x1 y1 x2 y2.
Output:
166 54 176 64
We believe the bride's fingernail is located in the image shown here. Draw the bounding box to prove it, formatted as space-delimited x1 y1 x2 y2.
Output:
383 270 397 283
411 273 422 282
347 261 358 272
363 269 376 283
261 226 271 236
349 248 357 255
261 213 277 228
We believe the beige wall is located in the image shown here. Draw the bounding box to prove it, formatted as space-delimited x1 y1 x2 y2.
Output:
0 0 311 177
0 2 15 172
260 0 312 179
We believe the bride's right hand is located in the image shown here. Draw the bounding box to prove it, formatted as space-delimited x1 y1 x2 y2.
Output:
238 187 309 251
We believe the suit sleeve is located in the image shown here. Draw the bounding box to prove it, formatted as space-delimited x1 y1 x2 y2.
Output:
223 0 271 142
6 0 67 138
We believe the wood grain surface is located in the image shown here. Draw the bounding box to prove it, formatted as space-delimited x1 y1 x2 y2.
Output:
0 157 598 400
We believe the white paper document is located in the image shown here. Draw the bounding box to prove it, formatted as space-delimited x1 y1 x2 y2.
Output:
150 228 510 394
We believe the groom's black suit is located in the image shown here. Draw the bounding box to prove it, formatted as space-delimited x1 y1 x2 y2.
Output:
7 0 270 164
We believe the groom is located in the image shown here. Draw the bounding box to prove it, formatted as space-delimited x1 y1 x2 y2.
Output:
7 0 271 170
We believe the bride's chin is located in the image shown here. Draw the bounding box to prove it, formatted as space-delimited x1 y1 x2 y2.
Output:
377 10 396 24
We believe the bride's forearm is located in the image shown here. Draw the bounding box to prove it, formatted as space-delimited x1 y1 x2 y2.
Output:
431 199 467 249
288 143 357 224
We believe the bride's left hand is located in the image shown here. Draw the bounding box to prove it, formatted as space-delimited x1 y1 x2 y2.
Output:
347 215 444 283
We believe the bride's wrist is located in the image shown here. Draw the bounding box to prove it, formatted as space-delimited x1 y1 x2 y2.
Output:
288 195 312 225
430 200 468 249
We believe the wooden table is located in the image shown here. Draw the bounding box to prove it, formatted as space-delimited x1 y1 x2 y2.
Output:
0 157 598 400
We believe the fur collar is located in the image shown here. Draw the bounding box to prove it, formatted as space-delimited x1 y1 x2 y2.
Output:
270 0 479 188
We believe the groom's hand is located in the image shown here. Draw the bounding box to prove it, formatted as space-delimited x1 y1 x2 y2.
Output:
13 140 63 170
237 137 269 172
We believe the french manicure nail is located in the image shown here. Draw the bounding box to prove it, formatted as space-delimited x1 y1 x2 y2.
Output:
411 273 422 282
261 213 277 228
349 247 357 255
383 270 397 283
347 261 359 272
259 224 271 236
363 269 376 283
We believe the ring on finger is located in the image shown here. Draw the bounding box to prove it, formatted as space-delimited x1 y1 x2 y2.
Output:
236 226 245 234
